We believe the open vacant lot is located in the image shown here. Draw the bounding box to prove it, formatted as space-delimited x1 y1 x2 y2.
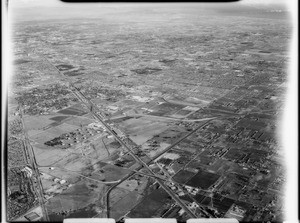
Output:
149 102 186 117
117 117 170 145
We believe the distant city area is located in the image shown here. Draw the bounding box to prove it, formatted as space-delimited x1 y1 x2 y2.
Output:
7 2 290 222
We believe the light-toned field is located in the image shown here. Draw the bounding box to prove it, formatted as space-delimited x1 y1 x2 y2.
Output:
45 123 79 136
23 115 55 130
81 113 96 120
27 129 44 137
36 144 94 167
8 102 18 116
30 132 58 144
110 191 143 220
33 129 119 185
117 117 170 145
90 138 114 160
28 122 79 144
59 153 91 172
39 166 81 184
109 187 131 207
117 179 139 191
64 116 95 127
33 144 70 166
112 99 143 109
40 176 56 192
130 124 169 145
176 146 197 154
161 152 180 160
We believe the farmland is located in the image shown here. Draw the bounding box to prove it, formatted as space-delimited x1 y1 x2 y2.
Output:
185 170 220 190
7 2 290 222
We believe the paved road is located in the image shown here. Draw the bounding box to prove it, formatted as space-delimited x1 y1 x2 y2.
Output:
109 113 216 122
37 55 215 219
65 84 201 218
156 162 213 218
19 108 49 221
132 169 167 181
84 99 197 218
104 119 214 218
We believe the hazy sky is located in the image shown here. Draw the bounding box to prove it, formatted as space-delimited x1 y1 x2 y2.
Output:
10 0 288 8
8 0 291 23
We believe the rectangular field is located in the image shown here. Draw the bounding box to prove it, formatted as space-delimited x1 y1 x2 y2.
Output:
185 169 220 189
172 170 196 184
128 187 173 218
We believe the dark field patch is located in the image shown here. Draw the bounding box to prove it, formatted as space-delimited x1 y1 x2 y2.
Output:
172 170 196 184
67 207 98 218
211 194 235 213
148 187 171 200
64 70 84 77
149 103 186 117
14 59 31 65
179 194 194 203
110 191 142 220
194 193 208 204
248 149 269 162
224 148 268 163
223 149 247 161
186 169 220 189
159 59 176 65
57 109 85 116
110 116 133 123
49 205 98 221
102 164 131 181
171 161 185 173
194 193 234 214
131 67 162 75
128 188 172 218
49 116 69 122
46 182 98 219
236 118 267 130
148 111 167 116
57 104 87 116
157 157 173 166
128 198 163 218
47 122 62 128
259 50 271 53
56 64 75 71
204 108 235 116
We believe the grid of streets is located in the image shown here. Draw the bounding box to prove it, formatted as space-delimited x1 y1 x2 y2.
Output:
7 3 290 222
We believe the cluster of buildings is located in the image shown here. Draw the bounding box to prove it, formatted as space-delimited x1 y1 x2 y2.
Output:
17 83 75 115
44 123 105 148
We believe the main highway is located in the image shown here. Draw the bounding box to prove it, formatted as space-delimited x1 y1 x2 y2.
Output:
38 54 216 219
69 80 216 219
68 84 198 218
19 107 50 221
103 118 214 219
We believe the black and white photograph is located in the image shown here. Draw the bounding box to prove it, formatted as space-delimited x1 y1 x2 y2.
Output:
2 0 298 222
